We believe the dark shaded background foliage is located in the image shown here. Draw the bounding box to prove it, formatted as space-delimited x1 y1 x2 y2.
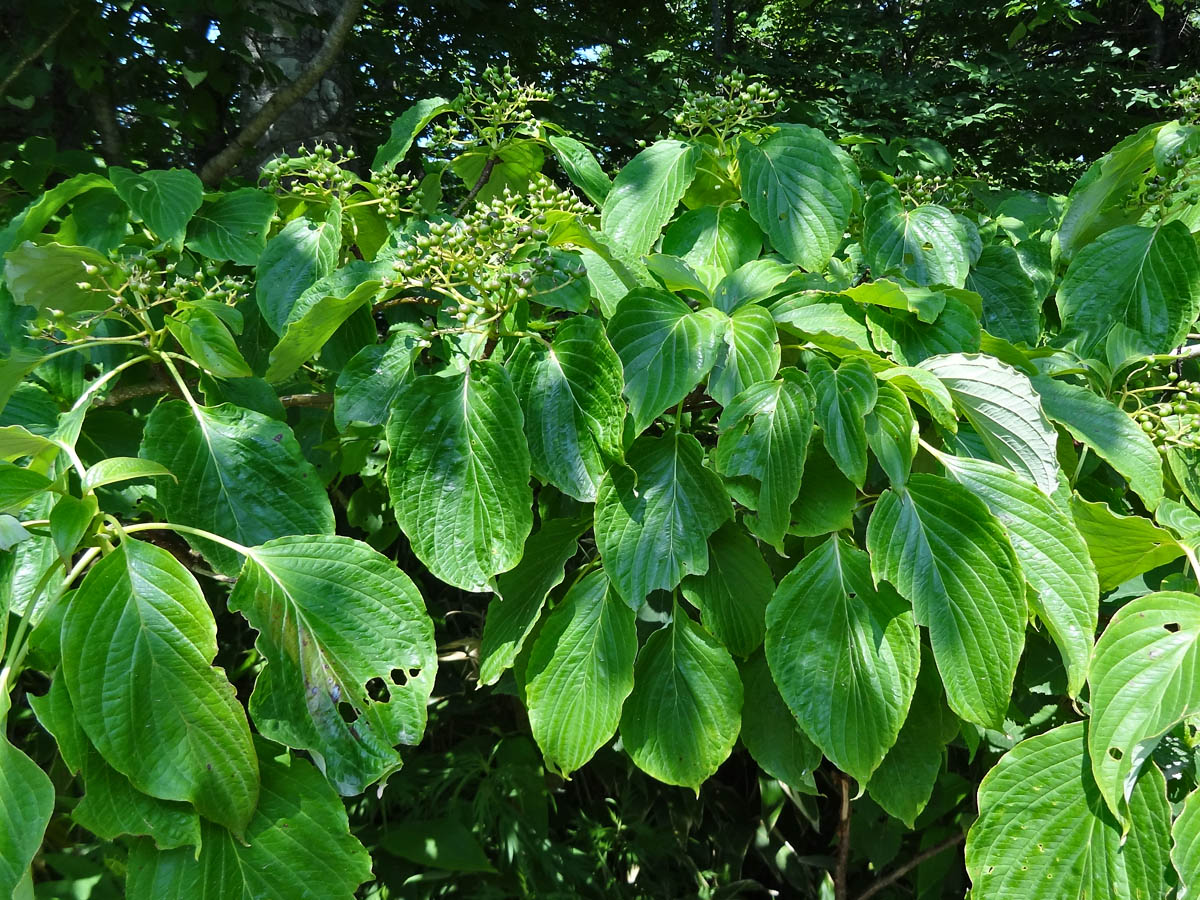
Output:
3 0 1199 196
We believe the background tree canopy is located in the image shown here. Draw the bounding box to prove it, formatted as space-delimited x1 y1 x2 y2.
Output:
2 0 1199 195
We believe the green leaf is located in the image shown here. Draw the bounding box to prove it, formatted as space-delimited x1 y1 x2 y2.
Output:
140 400 335 574
255 209 341 334
936 452 1097 698
966 244 1040 345
766 536 919 783
333 325 423 430
607 288 723 434
681 522 775 657
1088 591 1200 825
509 317 625 502
548 134 612 206
808 355 878 488
1173 789 1200 899
662 205 762 293
1031 375 1164 509
620 608 742 791
525 569 637 775
49 494 95 559
0 736 54 898
109 167 203 248
866 297 981 365
787 442 856 537
229 535 436 795
595 433 732 606
385 361 532 592
714 257 795 313
601 139 699 255
738 651 821 794
372 97 453 171
0 461 51 514
165 306 252 379
865 380 917 487
772 290 874 355
4 241 110 314
841 278 945 323
82 457 172 492
60 538 258 833
1056 222 1200 358
866 473 1026 728
1056 122 1158 261
1069 496 1182 593
738 124 853 272
126 746 373 900
714 370 814 551
862 183 971 288
919 353 1061 494
867 647 957 828
965 721 1170 900
0 423 55 461
185 188 277 266
452 140 544 204
1170 447 1200 512
478 518 588 686
708 303 780 407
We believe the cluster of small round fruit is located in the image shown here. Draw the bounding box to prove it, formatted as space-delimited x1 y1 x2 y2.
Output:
1172 75 1200 124
1130 370 1200 452
430 66 553 153
893 171 977 209
668 71 781 140
261 144 361 197
384 175 589 329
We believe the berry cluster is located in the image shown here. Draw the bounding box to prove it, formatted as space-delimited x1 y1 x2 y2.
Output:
1173 75 1200 125
668 71 781 142
261 144 361 199
384 174 589 333
1128 368 1200 453
893 171 979 210
430 65 553 154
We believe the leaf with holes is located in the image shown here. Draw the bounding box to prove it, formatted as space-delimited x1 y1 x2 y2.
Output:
228 535 436 795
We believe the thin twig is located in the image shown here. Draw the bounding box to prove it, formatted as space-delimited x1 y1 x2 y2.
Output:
835 773 851 900
852 832 965 900
0 10 76 99
198 0 363 186
280 392 333 408
454 155 497 216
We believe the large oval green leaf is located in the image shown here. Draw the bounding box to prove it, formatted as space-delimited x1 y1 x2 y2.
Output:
739 651 822 794
766 536 919 783
60 538 258 833
966 244 1040 345
1070 496 1183 592
620 608 742 790
525 569 637 776
185 188 277 266
385 360 532 592
714 370 814 551
866 473 1026 728
509 316 626 502
607 288 723 434
140 400 335 575
936 451 1097 698
333 324 423 431
862 183 970 288
738 125 852 272
229 535 436 795
109 167 203 249
1056 221 1200 358
1173 788 1200 898
662 204 762 293
255 209 341 333
0 736 54 897
601 139 699 256
919 353 1061 494
1088 591 1200 826
594 433 732 606
965 721 1170 900
126 746 373 900
707 303 780 407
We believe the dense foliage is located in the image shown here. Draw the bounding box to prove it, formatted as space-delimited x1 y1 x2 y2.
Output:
5 63 1200 898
